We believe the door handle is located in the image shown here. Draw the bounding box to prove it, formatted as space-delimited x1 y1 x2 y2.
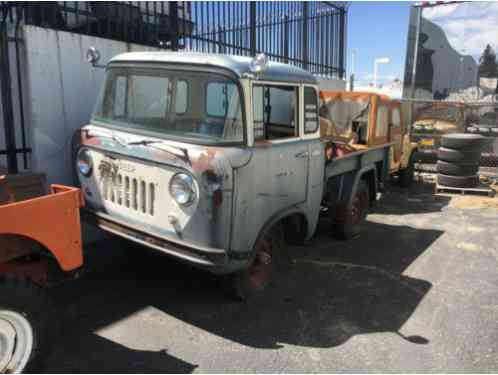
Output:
295 151 309 158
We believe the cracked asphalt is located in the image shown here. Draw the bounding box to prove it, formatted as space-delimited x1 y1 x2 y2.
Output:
44 181 498 373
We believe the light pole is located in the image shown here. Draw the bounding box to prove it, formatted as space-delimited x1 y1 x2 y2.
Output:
350 50 356 91
374 57 390 87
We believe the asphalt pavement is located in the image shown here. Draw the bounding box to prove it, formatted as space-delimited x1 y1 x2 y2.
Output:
45 181 498 373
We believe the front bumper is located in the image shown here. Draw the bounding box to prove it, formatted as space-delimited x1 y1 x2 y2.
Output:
82 209 228 268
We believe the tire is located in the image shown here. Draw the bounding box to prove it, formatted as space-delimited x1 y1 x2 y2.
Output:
437 173 479 188
399 152 415 188
0 277 54 373
440 133 487 151
436 160 479 176
332 180 370 240
224 228 282 301
437 147 481 163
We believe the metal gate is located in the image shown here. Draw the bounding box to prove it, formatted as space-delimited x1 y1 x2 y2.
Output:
0 6 30 174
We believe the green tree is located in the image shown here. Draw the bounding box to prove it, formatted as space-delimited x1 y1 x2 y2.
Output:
478 44 498 78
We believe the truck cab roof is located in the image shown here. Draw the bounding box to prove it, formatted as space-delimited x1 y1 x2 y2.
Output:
110 51 318 85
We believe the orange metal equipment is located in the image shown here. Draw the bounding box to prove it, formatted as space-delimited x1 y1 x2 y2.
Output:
0 177 85 274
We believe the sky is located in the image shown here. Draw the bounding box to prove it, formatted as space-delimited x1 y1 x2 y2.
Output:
423 1 498 59
347 1 413 86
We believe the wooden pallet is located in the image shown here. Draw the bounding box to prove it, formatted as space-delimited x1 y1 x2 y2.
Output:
434 182 496 197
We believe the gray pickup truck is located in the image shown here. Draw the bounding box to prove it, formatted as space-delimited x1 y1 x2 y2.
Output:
73 51 390 298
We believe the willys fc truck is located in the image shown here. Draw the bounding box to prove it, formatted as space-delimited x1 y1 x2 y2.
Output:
73 51 391 299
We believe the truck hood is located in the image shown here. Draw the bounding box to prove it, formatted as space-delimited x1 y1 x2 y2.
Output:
74 124 252 174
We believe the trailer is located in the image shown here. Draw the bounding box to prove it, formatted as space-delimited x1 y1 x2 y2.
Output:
0 173 84 373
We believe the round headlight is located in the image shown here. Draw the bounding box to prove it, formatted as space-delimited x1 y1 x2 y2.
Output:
169 173 196 206
77 148 93 177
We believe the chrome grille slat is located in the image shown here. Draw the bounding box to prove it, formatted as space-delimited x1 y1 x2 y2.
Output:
101 172 155 216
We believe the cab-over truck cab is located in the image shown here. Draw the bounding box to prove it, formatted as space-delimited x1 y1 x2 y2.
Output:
73 52 389 298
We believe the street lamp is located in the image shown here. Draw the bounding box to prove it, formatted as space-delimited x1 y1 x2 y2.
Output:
374 57 390 88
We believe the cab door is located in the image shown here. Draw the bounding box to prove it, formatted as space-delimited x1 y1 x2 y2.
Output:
251 82 309 207
389 104 403 166
230 82 309 251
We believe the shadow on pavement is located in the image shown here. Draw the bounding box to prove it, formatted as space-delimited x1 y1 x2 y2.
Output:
374 181 452 215
46 333 197 373
45 218 443 371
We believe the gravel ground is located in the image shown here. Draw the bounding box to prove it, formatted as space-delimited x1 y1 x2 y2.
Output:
45 181 498 373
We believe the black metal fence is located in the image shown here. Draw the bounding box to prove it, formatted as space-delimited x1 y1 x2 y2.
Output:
184 2 347 77
0 2 348 173
1 1 348 77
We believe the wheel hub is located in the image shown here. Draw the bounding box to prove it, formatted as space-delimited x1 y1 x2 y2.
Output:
351 196 362 224
0 310 34 373
0 319 16 372
247 239 273 290
257 250 272 265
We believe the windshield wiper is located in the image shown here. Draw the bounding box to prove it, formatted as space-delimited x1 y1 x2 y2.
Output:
127 140 162 146
127 139 190 165
86 128 128 147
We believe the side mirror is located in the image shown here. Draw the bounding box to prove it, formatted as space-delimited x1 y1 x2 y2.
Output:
86 47 105 68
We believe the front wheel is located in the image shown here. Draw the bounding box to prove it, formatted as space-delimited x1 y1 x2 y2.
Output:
0 277 54 373
224 228 282 301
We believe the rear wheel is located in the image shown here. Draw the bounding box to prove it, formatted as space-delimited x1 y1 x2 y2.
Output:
332 180 370 240
0 277 53 373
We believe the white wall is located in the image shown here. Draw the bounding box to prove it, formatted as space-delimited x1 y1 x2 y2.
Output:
23 25 160 184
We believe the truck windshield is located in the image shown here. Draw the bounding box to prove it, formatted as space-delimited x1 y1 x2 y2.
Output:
92 67 244 144
320 99 370 141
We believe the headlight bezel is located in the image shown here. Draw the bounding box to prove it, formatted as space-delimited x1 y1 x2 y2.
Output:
169 173 196 207
77 148 93 177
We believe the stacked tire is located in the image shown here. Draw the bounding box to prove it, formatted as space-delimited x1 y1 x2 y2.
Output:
437 134 486 188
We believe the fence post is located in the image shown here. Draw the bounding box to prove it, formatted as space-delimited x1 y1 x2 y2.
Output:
339 8 345 79
250 2 256 56
170 1 179 51
302 2 309 70
283 15 289 63
0 21 18 173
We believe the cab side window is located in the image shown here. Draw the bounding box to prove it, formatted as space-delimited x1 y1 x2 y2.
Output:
391 107 401 129
253 85 298 141
375 105 389 138
304 87 319 134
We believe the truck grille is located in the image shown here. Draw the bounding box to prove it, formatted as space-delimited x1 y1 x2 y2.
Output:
101 173 155 216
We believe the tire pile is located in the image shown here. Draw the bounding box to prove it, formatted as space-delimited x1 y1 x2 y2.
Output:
437 134 487 188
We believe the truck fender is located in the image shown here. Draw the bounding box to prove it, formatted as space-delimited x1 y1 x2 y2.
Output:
400 137 418 169
0 187 84 272
249 206 308 254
